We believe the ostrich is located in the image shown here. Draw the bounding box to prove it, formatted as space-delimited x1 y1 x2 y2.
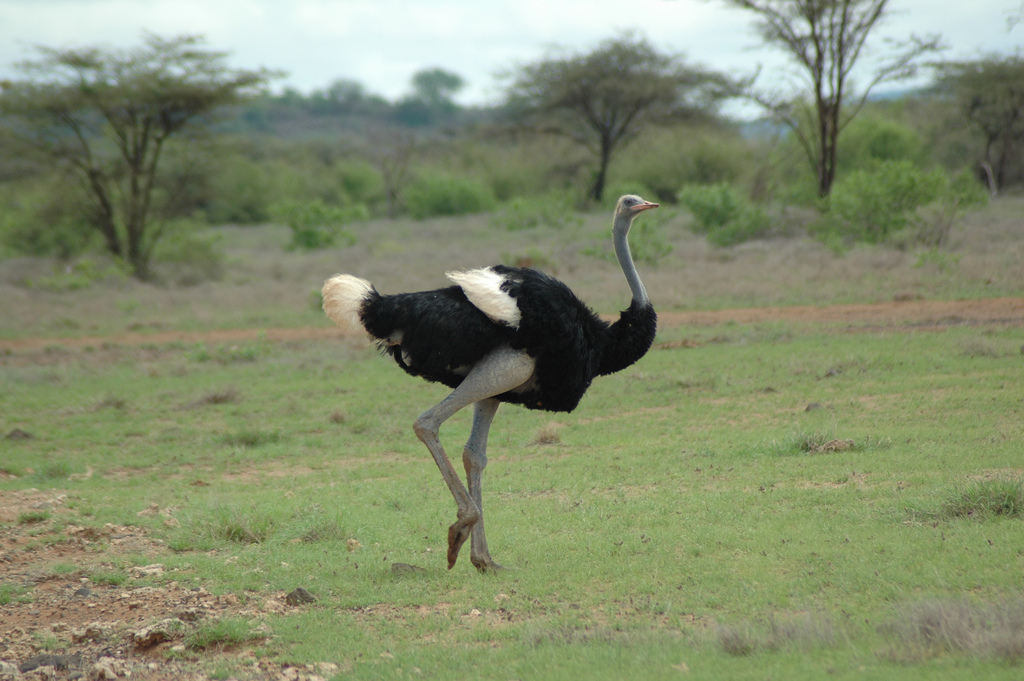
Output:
322 194 659 571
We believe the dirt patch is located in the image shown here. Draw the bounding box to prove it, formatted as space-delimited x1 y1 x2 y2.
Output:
2 297 1023 356
659 297 1024 330
0 491 334 681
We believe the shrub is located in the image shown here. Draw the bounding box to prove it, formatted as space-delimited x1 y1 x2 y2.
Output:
403 173 496 219
677 183 770 246
273 199 366 251
818 162 988 250
0 179 97 259
29 257 129 291
206 155 274 224
826 160 946 243
838 115 925 172
152 219 225 285
490 190 584 231
616 126 746 201
334 160 386 208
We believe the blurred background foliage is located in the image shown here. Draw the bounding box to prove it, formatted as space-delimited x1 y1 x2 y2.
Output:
0 31 1020 285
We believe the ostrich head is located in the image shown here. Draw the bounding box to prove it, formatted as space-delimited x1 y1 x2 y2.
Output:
614 194 659 234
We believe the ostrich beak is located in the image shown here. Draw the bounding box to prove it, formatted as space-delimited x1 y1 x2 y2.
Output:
631 201 659 212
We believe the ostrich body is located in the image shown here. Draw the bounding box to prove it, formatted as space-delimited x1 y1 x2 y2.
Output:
322 194 659 571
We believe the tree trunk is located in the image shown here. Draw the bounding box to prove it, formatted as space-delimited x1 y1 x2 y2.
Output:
590 136 613 202
817 99 839 198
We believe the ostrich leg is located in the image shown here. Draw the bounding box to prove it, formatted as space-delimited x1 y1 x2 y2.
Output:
464 398 501 571
413 346 535 570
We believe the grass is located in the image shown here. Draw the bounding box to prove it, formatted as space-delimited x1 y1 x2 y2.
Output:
0 200 1023 679
907 477 1024 521
881 598 1024 664
0 583 31 605
1 323 1022 679
17 509 51 524
185 618 268 651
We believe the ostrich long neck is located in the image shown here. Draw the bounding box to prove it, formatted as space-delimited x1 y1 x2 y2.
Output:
613 214 649 307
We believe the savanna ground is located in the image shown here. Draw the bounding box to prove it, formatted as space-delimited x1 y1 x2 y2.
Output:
1 200 1023 680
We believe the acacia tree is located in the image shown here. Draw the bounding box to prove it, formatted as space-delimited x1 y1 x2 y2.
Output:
719 0 941 197
934 55 1024 194
0 34 276 279
394 67 465 127
505 33 732 202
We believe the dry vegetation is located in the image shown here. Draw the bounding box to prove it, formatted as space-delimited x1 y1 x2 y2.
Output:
1 197 1023 344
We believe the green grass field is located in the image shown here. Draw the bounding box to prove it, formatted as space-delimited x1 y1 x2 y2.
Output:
3 319 1023 679
1 202 1023 679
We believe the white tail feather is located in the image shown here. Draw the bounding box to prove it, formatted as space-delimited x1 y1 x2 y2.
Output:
322 274 374 334
446 267 521 328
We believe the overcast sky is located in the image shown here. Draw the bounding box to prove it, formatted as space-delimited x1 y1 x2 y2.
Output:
1 0 1021 108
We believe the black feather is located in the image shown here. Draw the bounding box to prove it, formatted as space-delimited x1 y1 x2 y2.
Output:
357 266 657 413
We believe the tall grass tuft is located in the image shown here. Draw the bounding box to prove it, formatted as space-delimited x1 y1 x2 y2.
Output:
880 598 1024 663
187 505 279 546
185 618 267 651
716 614 836 657
940 478 1023 519
761 430 860 456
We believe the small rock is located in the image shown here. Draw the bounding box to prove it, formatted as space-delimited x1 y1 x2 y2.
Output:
805 402 824 412
285 587 317 606
74 587 93 597
132 618 184 647
90 657 127 680
19 654 80 672
5 428 34 440
129 564 164 578
173 606 204 622
71 623 109 643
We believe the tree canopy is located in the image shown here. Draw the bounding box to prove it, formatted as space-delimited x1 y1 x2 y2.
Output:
504 33 734 202
0 33 277 279
934 54 1024 193
721 0 942 197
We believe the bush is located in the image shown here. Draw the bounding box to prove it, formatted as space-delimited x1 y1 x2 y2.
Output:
0 179 97 259
490 191 584 231
273 199 367 251
152 219 226 285
403 173 496 219
616 126 746 201
677 183 770 247
206 155 274 224
335 160 385 208
838 115 925 172
30 257 129 291
819 161 988 249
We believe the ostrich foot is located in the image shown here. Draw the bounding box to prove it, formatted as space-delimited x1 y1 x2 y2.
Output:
470 555 503 572
446 513 478 569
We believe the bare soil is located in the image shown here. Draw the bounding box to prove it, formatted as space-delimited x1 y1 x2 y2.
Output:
0 493 336 681
2 296 1023 680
